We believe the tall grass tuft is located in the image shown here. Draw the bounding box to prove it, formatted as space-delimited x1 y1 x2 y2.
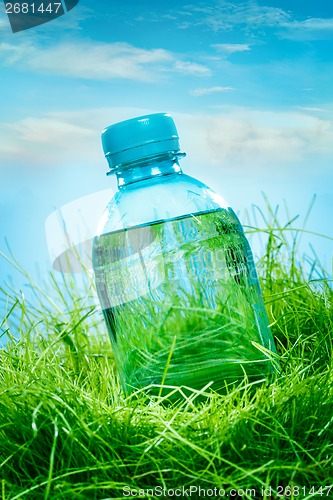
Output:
0 201 332 499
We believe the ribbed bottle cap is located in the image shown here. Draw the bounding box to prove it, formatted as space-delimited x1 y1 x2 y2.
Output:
101 113 180 171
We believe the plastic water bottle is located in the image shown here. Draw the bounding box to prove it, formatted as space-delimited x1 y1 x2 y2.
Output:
92 113 278 396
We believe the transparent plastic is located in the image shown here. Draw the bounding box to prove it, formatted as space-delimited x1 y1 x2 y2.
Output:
93 149 278 396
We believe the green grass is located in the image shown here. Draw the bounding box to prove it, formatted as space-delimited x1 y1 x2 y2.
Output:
1 201 333 499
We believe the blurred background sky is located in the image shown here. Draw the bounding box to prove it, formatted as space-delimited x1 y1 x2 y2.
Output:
1 0 333 298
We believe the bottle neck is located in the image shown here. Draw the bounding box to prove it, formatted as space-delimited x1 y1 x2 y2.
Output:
112 152 185 189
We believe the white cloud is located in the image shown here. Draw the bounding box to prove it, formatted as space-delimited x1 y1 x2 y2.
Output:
1 107 333 177
0 41 174 81
0 39 212 81
0 17 11 34
173 108 333 175
178 2 333 41
0 107 157 167
190 86 234 96
296 107 326 113
174 60 211 76
8 117 93 143
294 18 333 30
178 2 290 32
211 44 251 54
279 17 333 40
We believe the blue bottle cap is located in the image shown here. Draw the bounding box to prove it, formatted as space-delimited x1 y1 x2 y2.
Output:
101 113 181 171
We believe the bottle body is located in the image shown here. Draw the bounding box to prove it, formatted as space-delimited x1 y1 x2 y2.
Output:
93 167 277 395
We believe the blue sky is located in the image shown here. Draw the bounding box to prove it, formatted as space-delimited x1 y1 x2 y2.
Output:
1 0 333 294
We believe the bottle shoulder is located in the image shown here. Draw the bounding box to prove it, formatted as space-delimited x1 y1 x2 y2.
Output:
96 172 229 235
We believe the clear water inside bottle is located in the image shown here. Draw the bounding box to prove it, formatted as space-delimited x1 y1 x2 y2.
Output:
93 207 276 395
